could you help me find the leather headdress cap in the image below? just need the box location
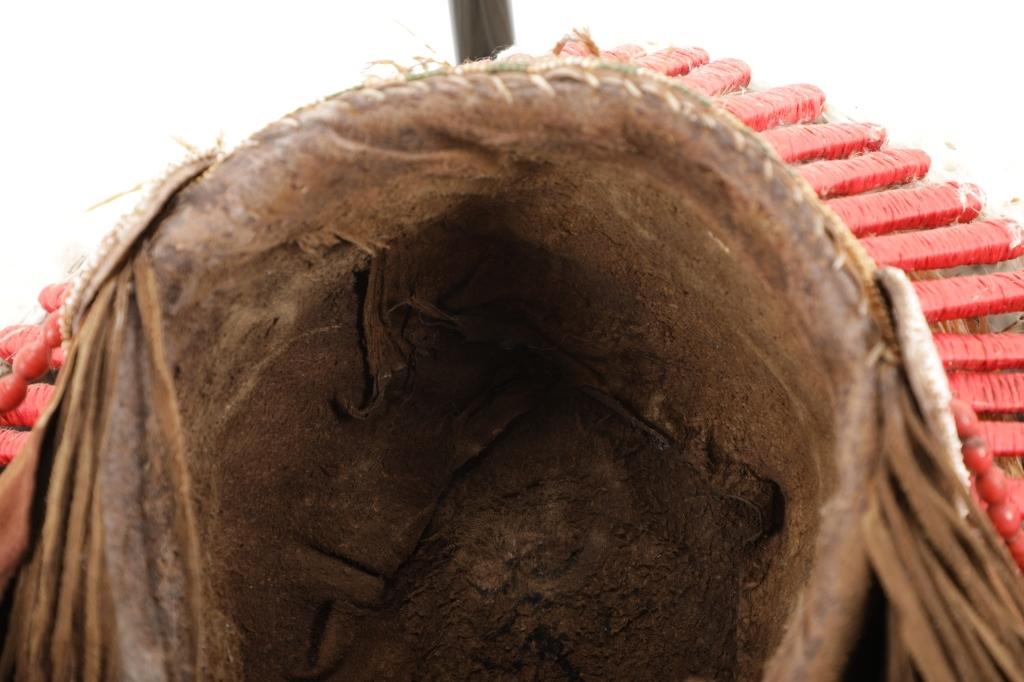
[2,58,1022,681]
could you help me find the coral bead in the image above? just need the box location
[949,399,980,438]
[962,437,992,474]
[0,374,27,412]
[44,313,62,348]
[37,282,68,313]
[13,340,50,381]
[989,503,1022,538]
[977,467,1008,505]
[1009,533,1024,561]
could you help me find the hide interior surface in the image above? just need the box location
[2,54,1024,682]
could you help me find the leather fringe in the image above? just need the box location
[865,365,1024,681]
[5,265,1024,681]
[0,255,211,681]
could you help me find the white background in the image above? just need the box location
[0,0,1022,323]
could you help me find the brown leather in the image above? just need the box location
[0,428,42,595]
[2,65,889,680]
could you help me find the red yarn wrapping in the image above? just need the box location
[935,334,1024,371]
[635,47,709,76]
[796,149,930,198]
[555,43,709,75]
[760,123,887,163]
[677,58,751,96]
[977,421,1024,457]
[0,383,53,427]
[0,428,29,466]
[948,372,1024,413]
[560,42,647,61]
[914,271,1024,322]
[37,282,68,313]
[827,182,984,237]
[601,44,645,61]
[717,84,826,132]
[860,219,1024,271]
[555,40,594,57]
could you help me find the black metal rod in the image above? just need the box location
[449,0,514,63]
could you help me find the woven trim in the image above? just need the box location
[61,149,221,338]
